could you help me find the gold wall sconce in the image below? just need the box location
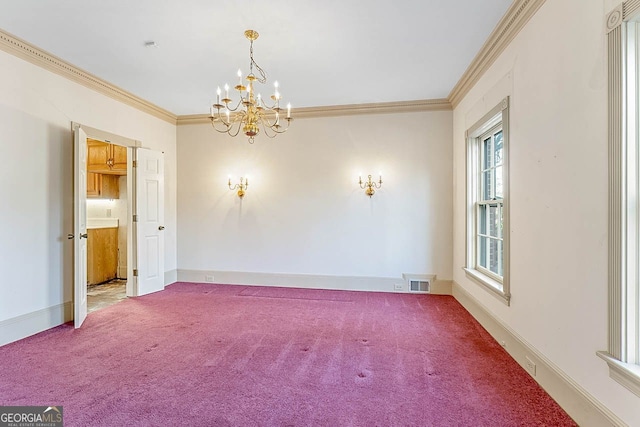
[359,173,383,197]
[228,176,248,198]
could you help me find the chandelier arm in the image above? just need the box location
[228,120,243,137]
[258,117,280,138]
[224,99,245,112]
[210,118,232,134]
[273,118,292,134]
[260,117,290,137]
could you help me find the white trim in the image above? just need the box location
[448,0,547,107]
[465,97,511,304]
[176,269,452,295]
[0,29,177,124]
[597,351,640,398]
[463,267,509,305]
[0,302,73,347]
[176,99,452,125]
[603,1,640,395]
[164,269,177,286]
[452,282,626,427]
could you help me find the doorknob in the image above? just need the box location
[80,233,88,239]
[67,234,74,240]
[158,226,165,231]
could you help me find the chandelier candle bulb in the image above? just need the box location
[238,69,242,85]
[287,103,291,118]
[224,84,229,100]
[216,87,221,104]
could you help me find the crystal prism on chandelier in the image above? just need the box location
[209,30,293,144]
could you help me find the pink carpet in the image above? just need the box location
[0,282,576,426]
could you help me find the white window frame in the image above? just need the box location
[464,97,510,305]
[598,2,640,398]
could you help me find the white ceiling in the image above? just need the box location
[0,0,513,116]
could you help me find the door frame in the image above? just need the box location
[73,123,141,299]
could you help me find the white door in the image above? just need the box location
[135,148,165,295]
[73,125,88,328]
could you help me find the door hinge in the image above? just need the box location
[133,269,138,277]
[133,160,138,168]
[132,214,138,222]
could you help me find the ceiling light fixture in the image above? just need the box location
[209,30,292,144]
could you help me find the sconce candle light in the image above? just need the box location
[228,176,248,198]
[359,173,383,197]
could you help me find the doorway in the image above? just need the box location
[73,123,166,327]
[85,138,129,312]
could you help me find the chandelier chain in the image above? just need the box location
[249,40,267,84]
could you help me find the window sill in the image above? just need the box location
[597,351,640,398]
[463,267,510,306]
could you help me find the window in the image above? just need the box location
[599,3,640,397]
[465,97,510,304]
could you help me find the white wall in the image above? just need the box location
[0,48,177,325]
[177,110,453,288]
[453,0,639,424]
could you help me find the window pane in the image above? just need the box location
[478,236,487,268]
[483,137,492,169]
[482,170,492,200]
[478,235,503,278]
[495,165,503,199]
[479,205,487,235]
[494,131,503,166]
[490,240,503,276]
[499,204,503,239]
[489,204,499,238]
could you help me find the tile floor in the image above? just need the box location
[87,279,127,313]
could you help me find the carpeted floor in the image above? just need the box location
[0,282,576,426]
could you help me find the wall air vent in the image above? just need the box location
[402,273,436,294]
[409,280,430,293]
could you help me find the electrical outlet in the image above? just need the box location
[106,209,112,217]
[394,284,403,291]
[204,275,215,283]
[525,356,536,376]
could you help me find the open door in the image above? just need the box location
[134,148,165,295]
[73,125,88,328]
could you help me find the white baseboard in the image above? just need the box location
[164,269,177,286]
[452,281,625,427]
[177,269,452,295]
[0,301,73,347]
[177,269,401,292]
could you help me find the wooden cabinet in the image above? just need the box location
[87,138,127,175]
[87,227,118,285]
[87,172,120,199]
[87,172,101,197]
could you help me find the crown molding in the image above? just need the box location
[448,0,547,108]
[176,98,452,125]
[0,0,546,124]
[0,29,177,125]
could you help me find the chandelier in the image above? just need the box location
[209,30,293,144]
